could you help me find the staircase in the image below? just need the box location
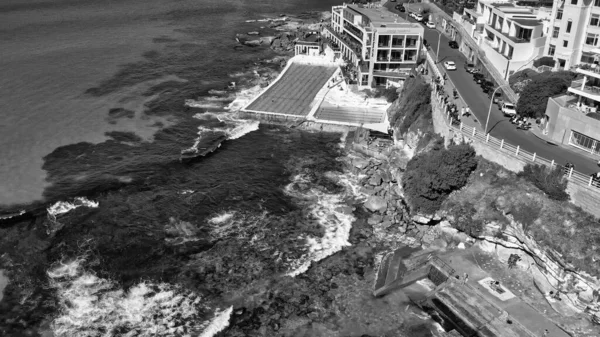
[373,248,455,297]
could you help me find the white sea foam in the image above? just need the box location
[48,258,229,337]
[184,99,224,109]
[208,211,236,225]
[283,172,358,277]
[198,306,233,337]
[191,112,260,141]
[47,197,99,217]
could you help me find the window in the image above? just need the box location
[592,14,600,26]
[586,33,599,46]
[571,0,577,4]
[582,54,595,63]
[566,20,572,33]
[556,10,563,20]
[553,26,560,38]
[548,44,556,56]
[595,0,600,6]
[564,40,569,47]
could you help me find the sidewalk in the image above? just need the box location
[423,54,482,131]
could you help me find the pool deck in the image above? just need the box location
[242,55,390,132]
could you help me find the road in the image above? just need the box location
[384,2,600,175]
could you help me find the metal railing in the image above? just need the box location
[432,91,600,189]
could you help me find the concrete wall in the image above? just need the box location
[567,182,600,217]
[546,97,600,145]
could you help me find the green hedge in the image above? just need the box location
[517,164,569,201]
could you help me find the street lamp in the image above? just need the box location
[434,30,442,64]
[485,85,509,134]
[406,0,415,21]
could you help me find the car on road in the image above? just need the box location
[414,13,424,21]
[501,102,517,116]
[448,41,459,49]
[395,4,405,11]
[390,0,396,2]
[426,21,435,28]
[444,61,457,70]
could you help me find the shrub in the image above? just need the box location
[516,71,579,118]
[533,56,556,68]
[375,87,400,103]
[450,202,484,236]
[403,143,478,213]
[388,75,432,134]
[517,164,569,201]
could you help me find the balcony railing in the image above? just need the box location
[571,79,584,88]
[569,79,600,96]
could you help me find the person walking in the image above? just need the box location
[542,328,549,337]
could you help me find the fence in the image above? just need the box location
[431,89,600,189]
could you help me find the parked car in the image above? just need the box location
[395,4,405,11]
[414,13,424,21]
[448,41,459,49]
[426,21,435,29]
[490,91,502,104]
[444,61,457,70]
[501,102,517,116]
[464,62,475,72]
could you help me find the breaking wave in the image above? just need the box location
[48,257,230,337]
[283,171,358,277]
[47,197,99,217]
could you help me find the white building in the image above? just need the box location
[474,1,548,79]
[545,0,600,69]
[323,3,424,88]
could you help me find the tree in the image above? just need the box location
[516,71,579,118]
[402,143,478,213]
[388,75,432,134]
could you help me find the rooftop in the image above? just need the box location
[347,4,420,29]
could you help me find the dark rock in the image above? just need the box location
[368,174,382,186]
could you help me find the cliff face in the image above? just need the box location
[353,138,600,334]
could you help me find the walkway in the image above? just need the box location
[245,63,337,116]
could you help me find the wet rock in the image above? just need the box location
[367,214,382,226]
[368,174,382,186]
[364,196,387,213]
[244,40,262,47]
[353,158,370,169]
[248,31,260,35]
[412,215,432,225]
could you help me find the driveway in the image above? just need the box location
[385,2,600,175]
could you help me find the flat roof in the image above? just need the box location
[347,4,413,26]
[511,18,542,26]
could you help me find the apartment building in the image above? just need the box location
[545,66,600,153]
[475,1,548,79]
[323,3,424,88]
[545,0,600,69]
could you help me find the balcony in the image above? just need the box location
[485,25,531,45]
[574,64,600,80]
[324,26,362,55]
[568,79,600,100]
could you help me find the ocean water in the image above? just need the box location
[0,0,441,336]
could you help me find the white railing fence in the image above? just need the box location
[430,87,600,189]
